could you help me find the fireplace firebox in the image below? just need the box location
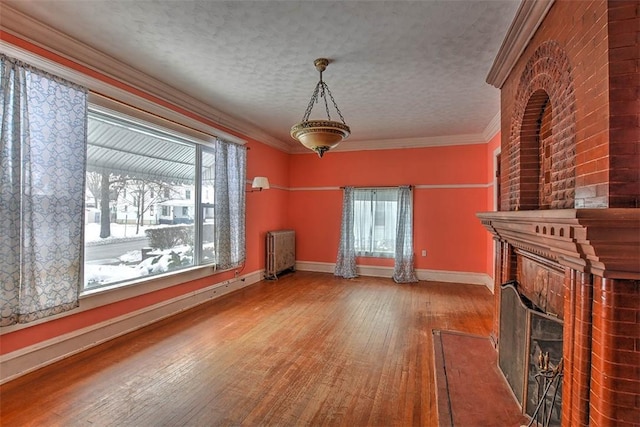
[499,282,563,426]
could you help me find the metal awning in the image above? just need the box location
[87,110,197,184]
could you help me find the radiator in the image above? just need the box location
[265,230,295,279]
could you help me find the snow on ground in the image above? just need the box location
[85,250,185,288]
[84,242,194,288]
[85,222,151,242]
[84,223,206,289]
[85,264,142,286]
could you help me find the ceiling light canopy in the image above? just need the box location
[290,58,350,158]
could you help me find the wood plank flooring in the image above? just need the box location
[0,272,494,426]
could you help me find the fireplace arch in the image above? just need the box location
[505,40,577,211]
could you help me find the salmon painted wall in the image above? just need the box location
[245,140,290,272]
[0,34,289,355]
[288,144,493,274]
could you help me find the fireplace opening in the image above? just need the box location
[499,282,563,426]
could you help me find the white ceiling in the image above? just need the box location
[4,0,521,152]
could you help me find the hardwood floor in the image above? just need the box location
[0,272,494,426]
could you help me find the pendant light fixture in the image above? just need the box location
[290,58,350,158]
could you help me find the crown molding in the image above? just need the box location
[290,133,487,154]
[0,5,291,152]
[486,0,555,89]
[482,111,501,142]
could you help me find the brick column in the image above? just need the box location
[572,272,593,426]
[563,269,594,426]
[590,277,640,426]
[562,269,577,426]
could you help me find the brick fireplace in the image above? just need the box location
[478,1,639,426]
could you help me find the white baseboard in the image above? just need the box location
[417,269,494,290]
[295,261,335,274]
[296,260,494,290]
[0,270,263,385]
[295,261,395,278]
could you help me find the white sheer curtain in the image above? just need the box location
[393,186,418,283]
[354,188,397,257]
[335,187,357,278]
[213,139,247,270]
[0,55,87,325]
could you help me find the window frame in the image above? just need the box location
[82,102,224,292]
[352,188,398,259]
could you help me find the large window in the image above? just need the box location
[353,188,398,257]
[84,108,220,290]
[2,53,246,326]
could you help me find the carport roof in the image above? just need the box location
[87,111,198,184]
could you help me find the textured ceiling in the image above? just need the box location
[5,0,521,151]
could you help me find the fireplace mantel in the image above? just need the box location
[477,209,640,279]
[479,208,640,425]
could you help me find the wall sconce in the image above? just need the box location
[248,176,270,192]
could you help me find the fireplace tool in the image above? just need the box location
[527,354,563,427]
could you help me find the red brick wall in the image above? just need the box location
[607,1,640,208]
[501,0,616,210]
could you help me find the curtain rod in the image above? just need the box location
[339,185,413,190]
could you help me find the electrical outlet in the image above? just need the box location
[421,249,427,257]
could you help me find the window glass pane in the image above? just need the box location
[84,110,196,290]
[353,188,397,257]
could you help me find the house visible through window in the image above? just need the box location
[353,188,398,257]
[84,108,217,290]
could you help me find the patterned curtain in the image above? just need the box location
[393,186,418,283]
[335,187,358,278]
[214,139,247,270]
[0,55,87,326]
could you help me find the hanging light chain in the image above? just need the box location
[324,83,347,124]
[302,81,322,122]
[301,70,347,125]
[320,81,331,121]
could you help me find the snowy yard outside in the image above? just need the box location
[85,222,152,243]
[84,222,209,289]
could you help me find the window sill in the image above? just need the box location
[80,264,221,308]
[356,253,395,259]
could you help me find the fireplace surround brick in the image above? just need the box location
[482,1,638,425]
[479,210,640,426]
